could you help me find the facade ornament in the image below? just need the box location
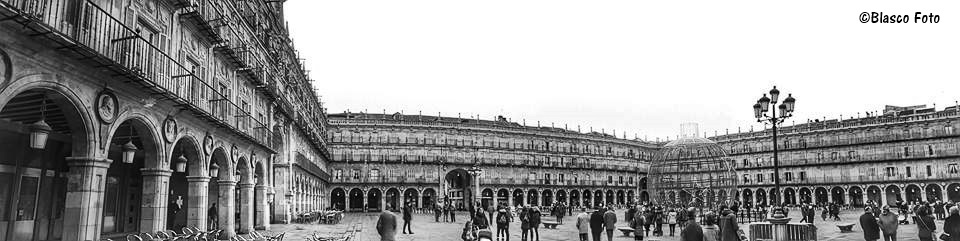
[162,115,177,143]
[95,89,119,124]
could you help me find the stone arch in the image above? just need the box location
[513,189,525,206]
[848,186,864,206]
[814,187,828,204]
[569,190,581,206]
[904,184,922,203]
[527,189,539,206]
[106,113,164,169]
[496,189,509,206]
[386,188,401,211]
[867,185,882,204]
[947,183,960,202]
[403,188,420,208]
[830,186,845,205]
[799,187,812,204]
[885,185,902,205]
[639,191,649,203]
[348,188,365,211]
[331,188,346,210]
[742,189,753,206]
[925,184,943,202]
[368,188,383,212]
[421,188,436,209]
[0,84,96,239]
[0,74,96,157]
[556,190,567,204]
[541,189,553,206]
[167,134,205,230]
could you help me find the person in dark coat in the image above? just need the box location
[680,208,703,241]
[529,207,542,241]
[915,208,936,241]
[859,207,881,241]
[718,208,740,241]
[402,203,414,234]
[945,206,960,241]
[475,207,490,230]
[496,206,512,241]
[590,209,605,241]
[520,207,531,241]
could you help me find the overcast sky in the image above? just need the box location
[285,1,959,140]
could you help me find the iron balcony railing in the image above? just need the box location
[0,0,273,149]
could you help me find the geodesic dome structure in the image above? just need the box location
[649,135,738,208]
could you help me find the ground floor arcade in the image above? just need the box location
[737,182,960,207]
[328,186,644,212]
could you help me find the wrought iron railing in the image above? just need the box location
[0,0,273,148]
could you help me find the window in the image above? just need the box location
[559,174,565,182]
[335,169,343,179]
[543,173,551,185]
[927,165,933,177]
[353,169,361,180]
[904,147,911,157]
[743,159,749,167]
[785,172,793,182]
[906,166,912,177]
[928,145,934,156]
[629,177,634,184]
[742,174,750,183]
[799,171,806,181]
[949,164,959,174]
[573,174,579,183]
[816,153,824,162]
[608,176,613,183]
[830,152,838,160]
[619,176,624,184]
[885,167,897,177]
[370,169,380,181]
[756,173,764,183]
[947,125,954,134]
[529,172,536,180]
[756,158,763,167]
[848,151,857,159]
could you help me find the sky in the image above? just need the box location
[285,0,960,140]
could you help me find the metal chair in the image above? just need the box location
[125,234,143,241]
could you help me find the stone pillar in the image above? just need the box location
[62,157,111,241]
[860,187,867,206]
[898,185,906,203]
[238,182,255,234]
[941,183,949,202]
[271,163,291,223]
[255,185,269,230]
[346,191,352,212]
[217,179,238,239]
[881,189,888,206]
[919,185,927,203]
[508,192,513,207]
[186,176,210,230]
[827,189,833,204]
[140,168,172,233]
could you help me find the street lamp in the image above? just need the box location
[467,163,483,211]
[753,86,796,218]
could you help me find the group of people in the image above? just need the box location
[858,200,960,241]
[434,202,460,223]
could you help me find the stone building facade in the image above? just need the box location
[713,105,960,207]
[0,0,329,240]
[325,112,656,212]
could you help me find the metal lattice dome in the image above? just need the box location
[649,126,738,208]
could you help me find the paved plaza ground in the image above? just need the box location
[264,208,948,241]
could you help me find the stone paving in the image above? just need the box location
[264,208,946,241]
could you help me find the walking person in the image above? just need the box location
[915,208,936,241]
[680,209,703,241]
[436,203,442,222]
[207,203,218,230]
[452,204,458,223]
[520,207,531,241]
[878,206,899,241]
[719,206,740,241]
[667,208,678,236]
[629,207,645,241]
[576,209,591,241]
[590,208,605,241]
[376,209,398,241]
[603,206,617,241]
[860,207,881,241]
[496,206,512,241]
[444,204,451,222]
[402,202,414,234]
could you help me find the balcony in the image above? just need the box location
[179,0,226,43]
[0,0,274,150]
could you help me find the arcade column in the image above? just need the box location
[185,176,210,229]
[62,157,111,241]
[140,168,173,233]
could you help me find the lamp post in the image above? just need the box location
[467,163,483,211]
[753,86,796,218]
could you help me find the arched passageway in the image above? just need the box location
[331,188,346,210]
[0,89,90,240]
